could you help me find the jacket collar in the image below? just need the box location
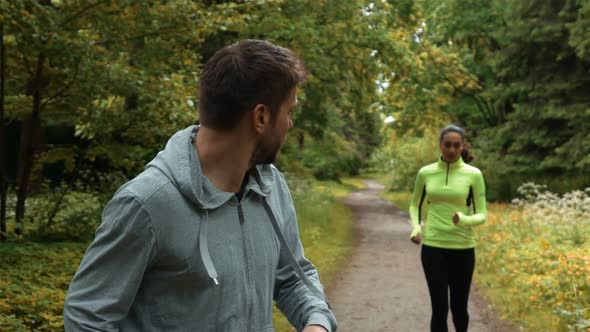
[145,125,274,210]
[438,156,464,169]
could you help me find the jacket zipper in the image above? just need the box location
[445,162,450,186]
[237,201,254,332]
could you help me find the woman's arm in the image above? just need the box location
[409,170,426,238]
[457,171,487,226]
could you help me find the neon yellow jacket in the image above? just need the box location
[409,157,487,249]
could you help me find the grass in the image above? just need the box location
[474,203,590,331]
[0,242,86,331]
[380,191,411,211]
[313,177,368,198]
[272,177,364,331]
[371,171,412,211]
[0,177,364,332]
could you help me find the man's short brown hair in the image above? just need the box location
[198,39,307,130]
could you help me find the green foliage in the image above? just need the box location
[23,188,101,241]
[488,0,590,174]
[332,177,369,196]
[411,0,590,200]
[372,118,447,192]
[2,0,400,233]
[3,171,127,241]
[476,184,590,331]
[240,0,392,162]
[300,132,362,180]
[380,191,412,211]
[277,129,364,180]
[0,242,86,332]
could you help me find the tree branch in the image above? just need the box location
[92,25,190,46]
[41,62,80,106]
[58,0,111,28]
[420,42,496,125]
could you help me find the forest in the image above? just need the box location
[1,1,589,331]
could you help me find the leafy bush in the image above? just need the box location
[0,242,86,332]
[4,172,127,241]
[8,188,101,242]
[475,129,590,202]
[512,183,590,245]
[279,131,362,180]
[372,126,440,192]
[476,184,590,331]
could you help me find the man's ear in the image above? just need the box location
[252,103,271,135]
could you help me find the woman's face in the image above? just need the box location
[440,131,464,163]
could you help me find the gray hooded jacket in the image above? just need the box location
[63,126,336,331]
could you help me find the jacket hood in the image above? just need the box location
[145,125,274,210]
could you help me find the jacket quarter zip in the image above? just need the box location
[237,201,254,331]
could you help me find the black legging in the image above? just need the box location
[421,244,475,332]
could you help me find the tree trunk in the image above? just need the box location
[298,131,305,150]
[0,22,6,240]
[125,37,144,112]
[15,53,45,235]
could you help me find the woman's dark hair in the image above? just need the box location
[440,124,474,163]
[461,143,474,163]
[198,39,307,131]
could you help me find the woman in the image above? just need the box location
[409,124,487,332]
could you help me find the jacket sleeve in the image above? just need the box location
[457,170,488,226]
[273,196,337,332]
[409,169,426,228]
[63,191,157,331]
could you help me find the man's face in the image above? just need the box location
[254,87,298,165]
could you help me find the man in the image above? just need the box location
[64,39,337,332]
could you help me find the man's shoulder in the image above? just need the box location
[259,164,293,202]
[255,164,288,187]
[270,164,294,193]
[269,164,287,181]
[114,168,177,206]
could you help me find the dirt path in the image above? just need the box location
[326,180,516,332]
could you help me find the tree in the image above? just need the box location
[238,0,402,177]
[382,0,590,199]
[3,0,253,234]
[483,0,590,191]
[0,18,6,240]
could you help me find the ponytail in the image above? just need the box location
[461,142,474,163]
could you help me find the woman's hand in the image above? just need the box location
[453,212,460,225]
[410,225,422,244]
[410,235,422,245]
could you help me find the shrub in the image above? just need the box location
[4,171,127,241]
[0,242,86,332]
[476,184,590,331]
[299,132,362,180]
[372,126,440,192]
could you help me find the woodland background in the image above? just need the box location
[1,1,589,331]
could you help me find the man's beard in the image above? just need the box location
[253,144,280,165]
[253,136,281,165]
